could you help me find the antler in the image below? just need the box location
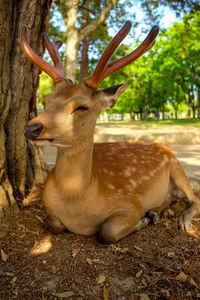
[21,26,66,84]
[85,22,159,89]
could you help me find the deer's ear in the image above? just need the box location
[99,83,130,110]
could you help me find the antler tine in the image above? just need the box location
[21,25,65,84]
[101,25,159,81]
[85,24,159,89]
[85,21,132,89]
[41,33,65,78]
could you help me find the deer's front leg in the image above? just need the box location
[98,210,148,244]
[45,214,66,234]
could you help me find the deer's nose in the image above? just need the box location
[24,123,43,139]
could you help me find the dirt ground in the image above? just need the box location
[1,195,200,300]
[1,124,200,300]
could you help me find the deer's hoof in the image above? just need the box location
[179,214,192,232]
[147,210,160,224]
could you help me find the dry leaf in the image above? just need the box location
[140,263,147,270]
[140,293,150,300]
[163,210,168,217]
[110,245,128,253]
[189,277,197,287]
[184,259,190,265]
[51,265,58,274]
[145,275,151,283]
[168,209,175,216]
[168,252,175,258]
[72,249,79,258]
[136,270,143,278]
[175,271,187,282]
[141,278,147,286]
[103,286,109,300]
[93,259,105,264]
[97,275,106,284]
[79,291,85,297]
[186,291,193,297]
[51,291,75,298]
[5,272,14,276]
[36,215,44,224]
[42,260,47,264]
[11,277,17,284]
[161,289,170,297]
[86,258,93,265]
[1,249,8,262]
[134,246,144,252]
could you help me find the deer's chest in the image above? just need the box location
[44,187,106,235]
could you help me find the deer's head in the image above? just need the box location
[21,22,159,148]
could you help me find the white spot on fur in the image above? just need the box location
[129,179,137,188]
[124,167,136,176]
[163,154,168,162]
[108,184,115,190]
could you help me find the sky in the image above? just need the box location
[52,2,179,38]
[109,3,179,43]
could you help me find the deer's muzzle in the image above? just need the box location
[24,123,43,140]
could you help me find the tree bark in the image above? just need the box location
[79,36,89,82]
[0,0,50,218]
[65,0,79,82]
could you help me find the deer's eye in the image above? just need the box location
[73,106,88,112]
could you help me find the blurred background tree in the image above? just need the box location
[38,0,200,120]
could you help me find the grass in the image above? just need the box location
[97,118,200,128]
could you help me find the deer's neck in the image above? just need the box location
[54,139,94,193]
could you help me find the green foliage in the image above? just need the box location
[38,72,53,108]
[99,11,200,119]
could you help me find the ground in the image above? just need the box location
[1,195,200,299]
[1,122,200,300]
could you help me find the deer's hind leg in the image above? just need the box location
[98,203,148,244]
[45,214,66,234]
[170,160,200,232]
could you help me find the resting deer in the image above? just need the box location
[21,21,200,244]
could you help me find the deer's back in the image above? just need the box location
[93,143,176,207]
[93,142,175,178]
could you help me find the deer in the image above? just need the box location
[21,21,200,244]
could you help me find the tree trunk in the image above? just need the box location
[192,105,196,119]
[197,85,200,119]
[130,111,135,120]
[63,0,115,82]
[65,0,79,82]
[144,109,148,121]
[79,36,89,83]
[174,109,178,119]
[0,0,50,218]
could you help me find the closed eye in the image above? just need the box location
[73,106,88,112]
